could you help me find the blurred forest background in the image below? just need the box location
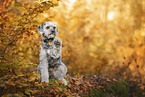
[0,0,145,96]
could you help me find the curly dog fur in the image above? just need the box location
[37,21,67,85]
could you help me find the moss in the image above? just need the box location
[49,78,69,84]
[88,89,104,97]
[105,79,129,97]
[88,79,129,97]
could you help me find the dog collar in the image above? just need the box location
[42,41,52,49]
[49,42,52,45]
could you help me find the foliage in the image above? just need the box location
[0,0,59,74]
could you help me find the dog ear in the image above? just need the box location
[37,23,45,35]
[55,26,59,35]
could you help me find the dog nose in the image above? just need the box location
[51,30,55,33]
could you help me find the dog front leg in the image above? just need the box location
[39,47,49,83]
[39,59,49,83]
[40,68,49,83]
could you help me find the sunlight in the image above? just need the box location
[68,0,76,10]
[141,31,145,36]
[107,11,115,21]
[43,13,48,17]
[69,0,76,4]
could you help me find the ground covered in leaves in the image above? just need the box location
[0,74,144,97]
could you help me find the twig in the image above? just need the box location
[0,13,39,56]
[0,1,53,56]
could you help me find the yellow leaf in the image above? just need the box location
[32,90,39,94]
[15,71,24,76]
[0,18,4,22]
[57,87,62,91]
[30,76,36,81]
[136,50,141,56]
[25,89,33,96]
[24,3,29,7]
[34,34,39,38]
[34,2,39,7]
[33,73,40,77]
[15,2,23,8]
[52,0,59,6]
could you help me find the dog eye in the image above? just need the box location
[44,39,48,43]
[46,26,50,29]
[53,27,56,29]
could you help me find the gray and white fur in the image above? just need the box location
[37,21,67,85]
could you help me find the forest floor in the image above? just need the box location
[0,74,144,97]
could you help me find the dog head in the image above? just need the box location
[37,21,58,41]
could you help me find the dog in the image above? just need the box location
[37,21,67,85]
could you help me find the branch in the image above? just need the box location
[0,13,39,56]
[0,1,54,57]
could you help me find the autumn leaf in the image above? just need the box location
[15,71,24,76]
[25,89,33,96]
